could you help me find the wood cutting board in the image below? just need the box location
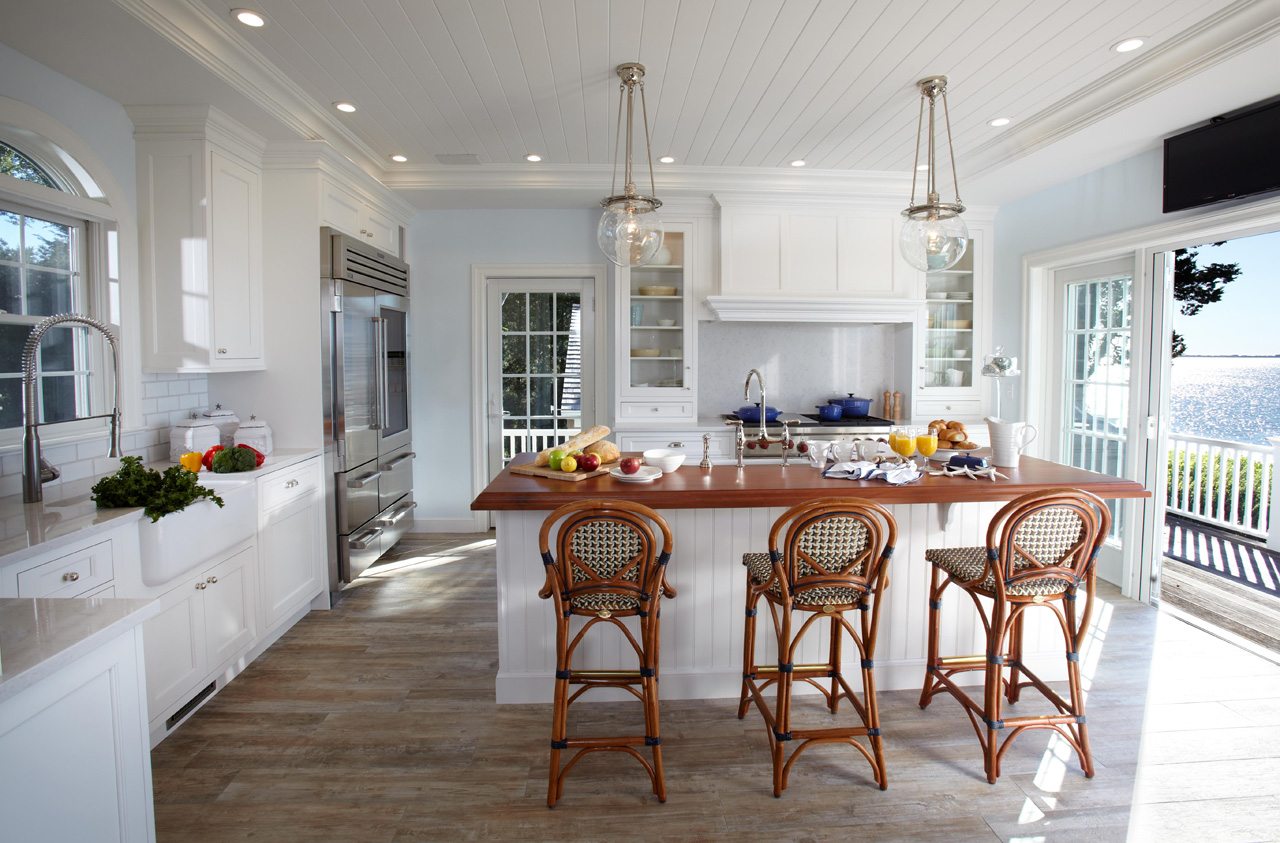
[509,462,616,482]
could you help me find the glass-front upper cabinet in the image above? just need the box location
[616,221,695,417]
[922,237,977,392]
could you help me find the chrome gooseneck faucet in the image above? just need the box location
[744,368,768,440]
[22,313,123,503]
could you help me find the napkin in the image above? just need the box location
[823,460,921,485]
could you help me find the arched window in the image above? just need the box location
[0,140,60,191]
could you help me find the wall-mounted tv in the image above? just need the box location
[1163,98,1280,213]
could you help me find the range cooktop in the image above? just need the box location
[722,412,894,429]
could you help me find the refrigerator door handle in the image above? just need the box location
[371,316,385,431]
[348,470,382,488]
[378,316,391,431]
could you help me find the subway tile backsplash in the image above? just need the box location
[0,372,209,498]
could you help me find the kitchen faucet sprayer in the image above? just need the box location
[21,313,123,503]
[744,368,768,440]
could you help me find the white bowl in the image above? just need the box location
[657,318,676,327]
[642,448,686,473]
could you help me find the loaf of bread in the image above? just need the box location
[584,440,621,464]
[534,425,611,466]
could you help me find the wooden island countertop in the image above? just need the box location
[472,454,1150,511]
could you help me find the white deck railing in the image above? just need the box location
[1166,432,1276,542]
[502,426,580,463]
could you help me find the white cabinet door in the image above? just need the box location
[259,493,323,631]
[364,206,398,254]
[209,150,263,363]
[321,180,363,237]
[838,216,913,298]
[142,581,206,717]
[203,545,257,670]
[721,212,782,293]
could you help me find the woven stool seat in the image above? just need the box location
[743,552,866,606]
[925,546,1071,597]
[568,592,641,612]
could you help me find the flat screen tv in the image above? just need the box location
[1163,98,1280,213]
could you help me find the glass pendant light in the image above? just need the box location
[598,63,663,267]
[900,76,968,272]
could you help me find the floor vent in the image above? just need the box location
[166,681,216,731]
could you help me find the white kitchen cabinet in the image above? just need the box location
[322,179,401,255]
[0,626,155,843]
[0,522,136,599]
[257,457,324,632]
[143,543,257,735]
[615,221,698,424]
[915,223,993,417]
[133,106,266,373]
[617,429,733,462]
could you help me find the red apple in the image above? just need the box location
[619,457,642,475]
[578,453,601,472]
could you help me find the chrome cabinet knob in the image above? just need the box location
[206,576,218,584]
[196,582,207,590]
[668,442,684,448]
[217,347,228,355]
[62,571,80,582]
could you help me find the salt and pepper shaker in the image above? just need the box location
[700,432,713,469]
[891,391,903,421]
[883,389,892,419]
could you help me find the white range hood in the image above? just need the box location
[705,295,921,323]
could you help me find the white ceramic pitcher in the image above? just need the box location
[985,417,1037,468]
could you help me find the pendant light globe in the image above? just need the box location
[900,75,969,272]
[598,63,664,267]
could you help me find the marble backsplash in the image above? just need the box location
[697,322,897,418]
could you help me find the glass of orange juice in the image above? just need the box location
[889,426,917,462]
[916,426,939,466]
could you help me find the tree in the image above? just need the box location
[1171,242,1241,358]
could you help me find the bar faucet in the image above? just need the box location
[744,368,768,441]
[22,313,123,503]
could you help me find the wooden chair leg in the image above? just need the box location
[861,641,888,790]
[738,589,758,720]
[1065,589,1095,778]
[828,613,843,714]
[547,628,570,808]
[919,565,942,709]
[983,609,1008,784]
[1006,610,1025,704]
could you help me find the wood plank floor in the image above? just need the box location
[151,534,1280,842]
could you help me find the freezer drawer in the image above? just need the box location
[337,497,417,582]
[376,496,417,554]
[378,448,414,511]
[337,461,381,534]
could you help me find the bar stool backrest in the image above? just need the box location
[539,499,673,615]
[986,488,1111,596]
[770,499,897,600]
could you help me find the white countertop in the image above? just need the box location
[0,596,159,702]
[0,447,322,569]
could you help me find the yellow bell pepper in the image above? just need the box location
[179,451,203,473]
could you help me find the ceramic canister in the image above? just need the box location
[169,414,221,462]
[202,403,241,448]
[233,414,274,456]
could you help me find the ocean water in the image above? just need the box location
[1170,357,1280,445]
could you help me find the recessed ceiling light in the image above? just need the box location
[790,159,807,167]
[231,8,265,27]
[390,154,408,163]
[1113,37,1145,53]
[524,153,542,162]
[988,117,1011,128]
[658,156,675,164]
[333,102,357,113]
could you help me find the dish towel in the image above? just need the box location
[823,460,921,485]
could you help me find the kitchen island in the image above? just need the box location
[472,455,1148,703]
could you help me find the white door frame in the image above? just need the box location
[1023,195,1280,602]
[469,263,609,531]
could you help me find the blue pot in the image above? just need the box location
[836,395,872,417]
[815,403,843,421]
[736,404,780,423]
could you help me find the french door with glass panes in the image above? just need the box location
[486,280,595,477]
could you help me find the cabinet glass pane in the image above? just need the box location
[922,238,975,389]
[628,231,685,390]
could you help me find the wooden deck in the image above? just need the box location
[1164,514,1280,597]
[148,533,1280,842]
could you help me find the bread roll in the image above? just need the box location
[584,440,621,464]
[534,425,611,466]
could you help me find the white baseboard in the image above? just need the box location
[410,516,487,534]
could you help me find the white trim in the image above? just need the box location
[706,295,921,323]
[469,264,609,531]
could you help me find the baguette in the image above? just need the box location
[584,440,621,464]
[534,425,611,466]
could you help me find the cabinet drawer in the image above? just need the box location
[915,398,983,418]
[260,458,323,513]
[618,401,695,421]
[618,432,730,458]
[17,540,114,598]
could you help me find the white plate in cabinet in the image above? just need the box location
[16,539,113,598]
[618,401,695,422]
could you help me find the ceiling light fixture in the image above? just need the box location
[988,117,1011,128]
[597,63,663,267]
[390,154,408,163]
[232,8,265,27]
[524,153,542,162]
[789,159,807,167]
[658,156,675,164]
[333,102,357,113]
[900,75,968,272]
[1113,37,1145,53]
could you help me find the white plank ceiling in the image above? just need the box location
[203,0,1237,172]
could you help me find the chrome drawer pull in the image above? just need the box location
[382,451,416,470]
[207,576,218,584]
[196,582,207,590]
[349,527,384,550]
[285,479,299,489]
[348,470,382,488]
[62,571,80,583]
[379,500,418,525]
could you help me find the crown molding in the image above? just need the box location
[705,295,921,324]
[965,0,1280,179]
[112,0,386,178]
[126,104,267,162]
[260,140,415,220]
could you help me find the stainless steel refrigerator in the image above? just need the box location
[321,228,415,589]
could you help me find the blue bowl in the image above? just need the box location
[736,404,780,424]
[815,404,843,421]
[835,395,872,417]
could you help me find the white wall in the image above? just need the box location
[407,208,600,529]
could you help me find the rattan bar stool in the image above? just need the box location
[918,488,1111,784]
[537,499,676,808]
[737,498,897,796]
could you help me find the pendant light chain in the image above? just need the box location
[623,74,635,193]
[640,80,657,202]
[926,84,937,202]
[942,89,963,205]
[611,77,625,198]
[909,94,925,207]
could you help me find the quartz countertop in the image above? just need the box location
[0,596,159,702]
[0,447,322,569]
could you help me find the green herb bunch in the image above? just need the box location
[91,456,225,523]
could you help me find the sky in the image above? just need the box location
[1171,229,1280,356]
